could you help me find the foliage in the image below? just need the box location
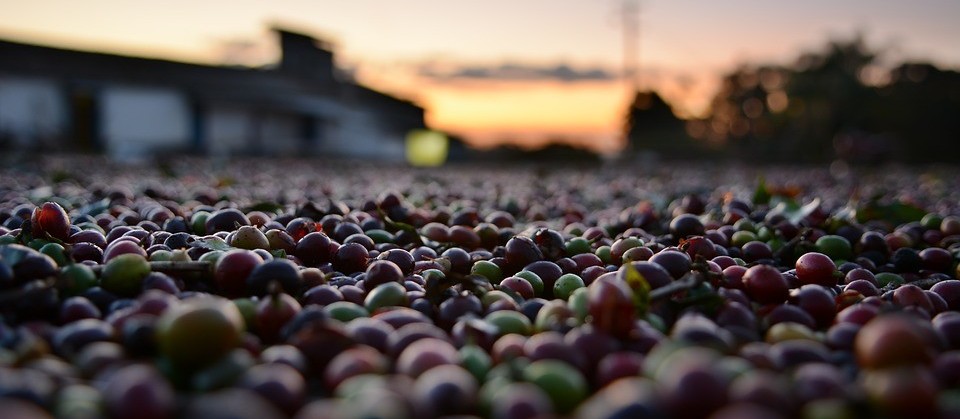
[629,34,960,163]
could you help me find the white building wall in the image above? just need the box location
[259,113,301,156]
[0,75,67,147]
[324,106,405,161]
[101,86,190,158]
[206,106,254,157]
[205,107,306,156]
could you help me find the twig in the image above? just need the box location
[649,271,703,300]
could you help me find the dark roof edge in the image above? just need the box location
[0,32,423,111]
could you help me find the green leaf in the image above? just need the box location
[190,237,234,252]
[752,176,771,206]
[246,202,285,214]
[855,200,926,225]
[422,269,453,305]
[269,249,287,259]
[769,197,821,225]
[623,263,651,315]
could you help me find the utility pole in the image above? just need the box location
[622,0,640,92]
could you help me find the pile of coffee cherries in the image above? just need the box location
[0,157,959,418]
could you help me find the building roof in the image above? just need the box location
[0,28,424,118]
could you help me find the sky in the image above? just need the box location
[2,0,959,153]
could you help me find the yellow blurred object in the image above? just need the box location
[406,130,448,167]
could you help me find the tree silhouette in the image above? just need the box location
[870,63,960,162]
[688,35,960,163]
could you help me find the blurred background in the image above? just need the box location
[0,0,958,164]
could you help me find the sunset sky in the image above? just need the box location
[3,0,959,152]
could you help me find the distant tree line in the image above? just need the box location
[625,36,960,164]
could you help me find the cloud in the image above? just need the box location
[418,62,619,83]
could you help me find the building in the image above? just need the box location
[0,28,426,161]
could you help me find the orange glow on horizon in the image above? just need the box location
[357,66,715,153]
[424,81,628,130]
[354,68,637,153]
